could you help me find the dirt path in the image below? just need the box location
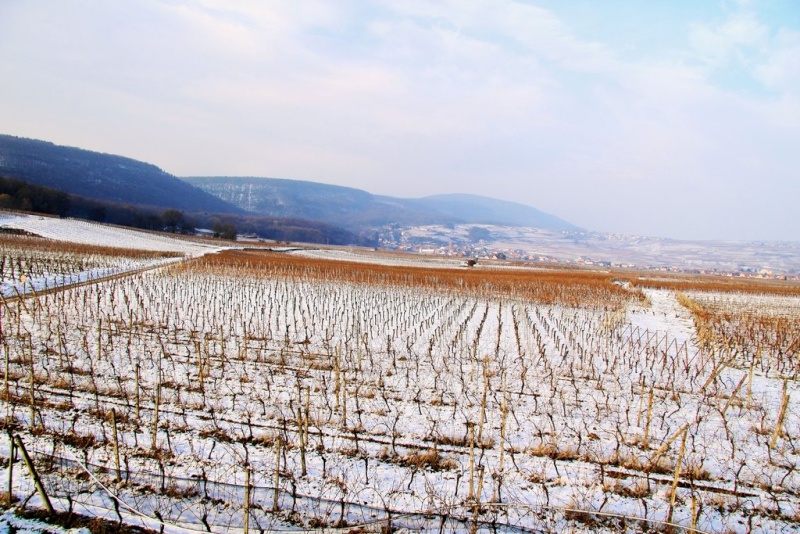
[627,287,699,352]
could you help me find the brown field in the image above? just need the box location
[677,292,800,374]
[175,249,642,309]
[625,271,800,296]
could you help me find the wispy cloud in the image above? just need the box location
[0,0,798,240]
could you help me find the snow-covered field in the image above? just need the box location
[1,223,799,533]
[0,213,215,255]
[0,509,90,534]
[293,247,558,273]
[293,247,472,269]
[0,213,222,297]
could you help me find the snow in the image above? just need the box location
[0,222,798,532]
[0,213,216,255]
[292,248,472,269]
[627,288,699,352]
[0,213,226,297]
[0,510,90,534]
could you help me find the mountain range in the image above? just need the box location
[0,134,578,241]
[183,176,578,232]
[1,134,797,274]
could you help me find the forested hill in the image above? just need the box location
[0,135,372,246]
[185,176,579,232]
[0,135,241,214]
[0,133,577,245]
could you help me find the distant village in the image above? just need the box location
[377,229,799,281]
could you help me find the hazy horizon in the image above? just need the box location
[1,1,798,241]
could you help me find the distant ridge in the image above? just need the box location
[184,176,579,232]
[0,133,579,243]
[0,135,374,246]
[404,193,578,231]
[0,134,241,214]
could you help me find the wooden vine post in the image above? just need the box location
[720,374,747,417]
[340,367,347,431]
[770,380,790,449]
[642,387,654,449]
[14,435,53,513]
[471,465,485,534]
[28,335,36,429]
[334,344,341,412]
[273,436,282,512]
[494,375,508,503]
[636,378,646,427]
[6,429,14,505]
[477,357,489,447]
[110,408,121,482]
[134,362,141,421]
[648,423,690,468]
[667,430,687,524]
[243,466,251,534]
[4,340,9,411]
[151,374,161,451]
[467,422,476,501]
[746,355,756,409]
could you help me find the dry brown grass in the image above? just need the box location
[626,272,800,296]
[526,441,580,461]
[678,293,800,370]
[59,431,99,449]
[607,451,647,472]
[399,448,458,471]
[606,479,650,498]
[683,460,711,481]
[161,482,200,500]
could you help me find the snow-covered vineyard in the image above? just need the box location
[0,220,799,533]
[0,213,215,255]
[0,213,218,297]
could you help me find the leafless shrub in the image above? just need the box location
[399,448,458,471]
[526,442,580,461]
[606,478,650,498]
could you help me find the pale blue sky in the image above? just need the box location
[1,0,798,241]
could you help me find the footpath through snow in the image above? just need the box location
[627,287,699,353]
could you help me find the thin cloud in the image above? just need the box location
[0,0,797,240]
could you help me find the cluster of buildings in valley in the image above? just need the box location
[377,230,800,281]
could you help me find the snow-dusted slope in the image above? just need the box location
[0,213,215,255]
[0,213,225,297]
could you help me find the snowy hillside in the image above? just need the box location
[0,213,222,297]
[0,213,215,255]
